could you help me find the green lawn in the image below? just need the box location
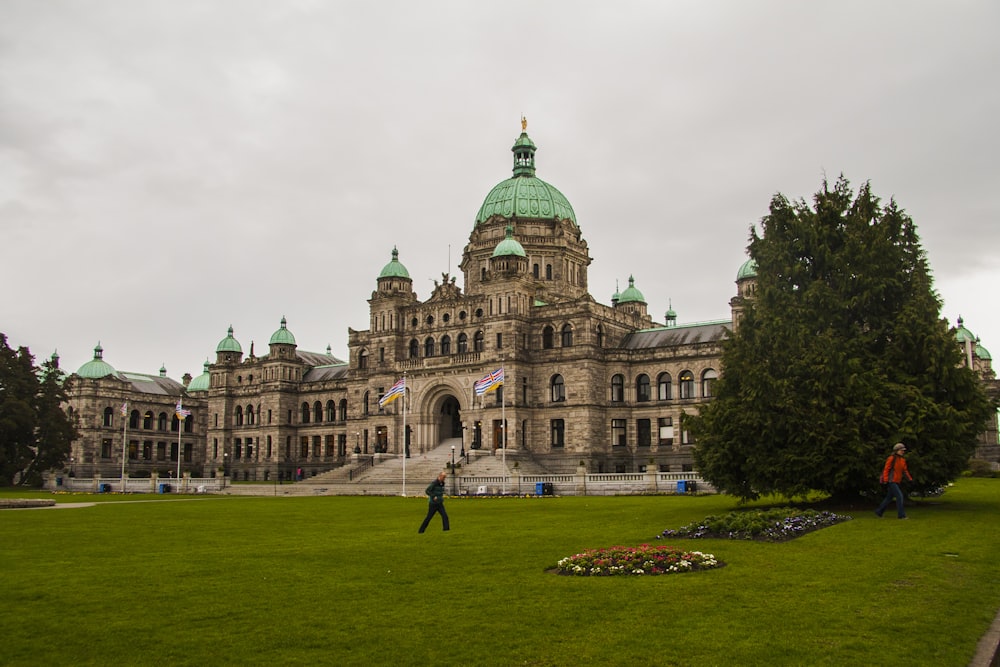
[2,480,998,666]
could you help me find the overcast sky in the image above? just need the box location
[2,0,998,381]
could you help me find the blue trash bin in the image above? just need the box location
[677,480,688,494]
[98,483,111,493]
[535,482,545,495]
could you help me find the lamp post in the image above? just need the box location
[223,452,229,489]
[69,456,75,478]
[451,445,457,495]
[354,431,361,454]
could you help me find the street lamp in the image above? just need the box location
[451,445,457,495]
[354,431,361,454]
[223,452,229,488]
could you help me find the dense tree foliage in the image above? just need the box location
[0,334,77,486]
[690,177,995,501]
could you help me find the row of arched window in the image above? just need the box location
[103,407,193,433]
[409,331,485,358]
[547,370,718,403]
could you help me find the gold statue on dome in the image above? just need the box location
[521,115,527,131]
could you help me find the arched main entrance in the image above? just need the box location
[439,396,463,440]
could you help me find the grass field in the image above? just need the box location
[2,479,999,666]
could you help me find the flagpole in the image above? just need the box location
[121,403,128,492]
[401,375,407,497]
[501,366,506,495]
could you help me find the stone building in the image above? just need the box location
[62,123,998,481]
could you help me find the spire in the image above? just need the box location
[511,118,537,178]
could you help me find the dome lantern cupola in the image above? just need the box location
[269,317,297,346]
[215,326,243,364]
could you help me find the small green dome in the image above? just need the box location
[954,316,976,344]
[187,360,211,392]
[976,342,992,361]
[216,326,242,354]
[492,225,526,258]
[617,275,645,304]
[379,246,410,279]
[737,258,758,280]
[77,343,116,379]
[475,125,576,225]
[269,317,296,346]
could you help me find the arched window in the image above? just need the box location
[326,400,336,422]
[158,412,168,430]
[130,410,140,429]
[679,370,696,399]
[358,349,369,369]
[596,324,604,348]
[363,391,371,416]
[301,402,311,424]
[542,326,554,349]
[409,339,419,358]
[246,404,255,425]
[313,401,323,423]
[611,374,624,402]
[551,374,566,402]
[440,335,451,355]
[474,331,484,352]
[103,407,114,427]
[424,337,435,357]
[636,374,651,402]
[143,411,153,430]
[457,333,468,353]
[701,369,719,398]
[183,415,193,433]
[338,399,348,421]
[546,264,553,279]
[657,373,672,400]
[561,324,573,347]
[235,406,243,426]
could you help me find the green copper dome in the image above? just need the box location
[216,326,242,354]
[269,317,296,346]
[976,342,992,361]
[617,275,646,304]
[77,343,116,379]
[492,225,527,258]
[378,246,410,279]
[475,122,576,226]
[187,360,211,392]
[954,316,976,344]
[737,258,758,280]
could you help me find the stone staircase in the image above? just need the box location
[298,438,552,496]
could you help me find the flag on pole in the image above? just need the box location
[120,401,128,417]
[474,368,504,396]
[175,399,191,420]
[378,377,405,407]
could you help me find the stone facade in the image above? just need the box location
[62,125,999,481]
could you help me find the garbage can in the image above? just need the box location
[542,482,554,496]
[98,483,111,493]
[158,483,171,493]
[677,480,688,494]
[56,477,63,486]
[535,482,545,496]
[687,481,697,492]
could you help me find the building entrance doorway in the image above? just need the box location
[439,396,462,441]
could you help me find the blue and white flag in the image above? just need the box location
[379,377,405,407]
[474,368,504,396]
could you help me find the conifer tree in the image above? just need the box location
[690,177,994,501]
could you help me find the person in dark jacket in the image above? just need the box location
[418,471,450,533]
[875,443,914,519]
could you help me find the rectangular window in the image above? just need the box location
[496,333,503,350]
[142,441,152,461]
[658,417,674,446]
[551,419,565,448]
[101,439,112,459]
[313,435,322,457]
[213,438,219,459]
[637,419,651,447]
[157,442,166,461]
[612,419,626,447]
[235,440,242,460]
[300,437,309,458]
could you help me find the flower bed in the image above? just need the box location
[656,508,851,542]
[554,544,721,576]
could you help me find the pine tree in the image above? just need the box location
[690,177,995,501]
[0,334,78,486]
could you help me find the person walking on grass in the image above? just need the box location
[876,442,913,519]
[418,471,450,533]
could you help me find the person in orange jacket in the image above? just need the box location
[875,442,914,519]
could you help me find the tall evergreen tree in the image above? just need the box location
[690,177,995,501]
[0,334,78,486]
